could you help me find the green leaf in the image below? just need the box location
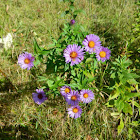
[47,80,54,88]
[64,63,69,71]
[73,9,86,15]
[33,59,40,67]
[110,73,116,79]
[123,58,132,68]
[48,43,55,47]
[83,70,93,78]
[127,79,139,84]
[117,101,124,112]
[128,128,133,139]
[55,65,57,72]
[68,83,81,89]
[36,121,39,129]
[118,118,124,135]
[71,69,76,76]
[109,90,120,100]
[129,73,140,78]
[56,48,63,52]
[85,58,93,63]
[33,38,41,54]
[126,92,140,98]
[71,36,75,40]
[81,79,88,87]
[40,49,52,55]
[122,71,140,80]
[88,78,95,82]
[38,76,48,81]
[70,5,75,11]
[123,102,133,115]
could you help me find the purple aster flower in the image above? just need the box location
[96,46,111,62]
[60,85,72,98]
[67,105,82,119]
[32,89,48,105]
[18,52,35,70]
[82,34,102,54]
[63,44,84,66]
[66,90,80,106]
[70,19,75,25]
[80,89,94,103]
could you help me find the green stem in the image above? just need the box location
[99,62,108,89]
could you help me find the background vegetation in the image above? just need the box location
[0,0,139,139]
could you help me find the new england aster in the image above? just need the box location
[66,90,80,106]
[70,19,75,25]
[68,105,82,119]
[18,52,34,70]
[63,44,84,66]
[82,34,101,53]
[60,85,72,98]
[80,89,94,103]
[32,89,48,105]
[96,46,111,62]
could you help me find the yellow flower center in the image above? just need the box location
[73,107,78,113]
[70,52,77,59]
[65,88,70,93]
[71,95,77,101]
[24,58,30,64]
[38,94,43,99]
[88,41,95,48]
[83,93,88,98]
[99,51,106,58]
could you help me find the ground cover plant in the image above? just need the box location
[0,0,140,139]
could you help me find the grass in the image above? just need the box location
[0,0,139,139]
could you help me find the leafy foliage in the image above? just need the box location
[106,56,140,135]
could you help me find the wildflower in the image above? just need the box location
[80,89,94,103]
[64,44,84,66]
[68,105,82,119]
[82,34,101,53]
[0,33,13,51]
[32,89,47,105]
[60,85,72,98]
[66,90,80,106]
[18,52,35,70]
[96,46,111,62]
[70,19,75,25]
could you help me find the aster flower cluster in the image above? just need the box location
[17,27,110,120]
[63,34,111,66]
[17,34,111,69]
[60,86,94,119]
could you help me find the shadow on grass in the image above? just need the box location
[0,78,38,113]
[0,125,39,140]
[0,77,63,114]
[0,79,62,140]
